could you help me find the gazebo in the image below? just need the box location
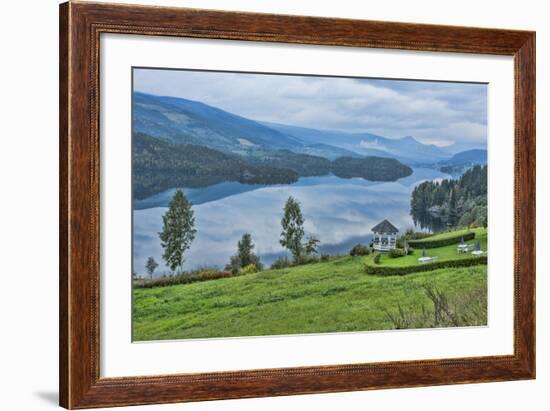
[371,219,399,252]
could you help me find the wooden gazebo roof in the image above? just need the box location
[371,219,399,234]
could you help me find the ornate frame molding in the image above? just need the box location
[59,2,535,408]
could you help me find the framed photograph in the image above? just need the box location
[59,1,535,408]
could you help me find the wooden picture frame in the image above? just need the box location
[59,1,535,408]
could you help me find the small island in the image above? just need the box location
[332,156,413,181]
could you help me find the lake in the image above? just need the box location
[133,167,450,277]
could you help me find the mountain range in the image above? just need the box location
[133,92,302,154]
[260,122,452,164]
[133,91,486,167]
[439,149,488,166]
[432,149,488,177]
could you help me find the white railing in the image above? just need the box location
[373,244,394,251]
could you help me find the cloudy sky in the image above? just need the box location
[134,68,487,148]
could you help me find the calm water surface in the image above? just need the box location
[133,168,449,276]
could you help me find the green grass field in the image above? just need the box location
[368,228,487,267]
[133,253,487,341]
[418,227,484,241]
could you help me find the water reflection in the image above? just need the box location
[133,168,450,276]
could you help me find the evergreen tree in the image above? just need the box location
[145,256,159,280]
[237,233,254,266]
[226,233,263,273]
[447,187,459,228]
[280,196,306,261]
[159,189,196,273]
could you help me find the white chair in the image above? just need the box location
[471,250,486,256]
[457,244,474,253]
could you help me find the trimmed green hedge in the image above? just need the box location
[364,255,487,276]
[134,270,239,289]
[408,231,475,249]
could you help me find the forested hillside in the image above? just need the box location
[410,165,487,231]
[332,156,413,181]
[436,149,487,176]
[133,92,304,153]
[134,133,415,199]
[246,149,332,176]
[133,133,298,199]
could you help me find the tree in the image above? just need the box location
[410,165,487,232]
[226,233,263,273]
[145,256,158,280]
[237,233,254,266]
[304,235,320,255]
[447,187,459,228]
[280,196,306,260]
[159,189,196,273]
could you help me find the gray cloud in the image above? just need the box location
[134,68,487,147]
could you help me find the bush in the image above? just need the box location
[397,230,432,247]
[320,253,331,262]
[188,265,220,276]
[400,229,432,241]
[350,244,371,256]
[226,253,263,274]
[295,254,319,265]
[239,264,259,275]
[225,255,240,274]
[389,248,406,258]
[384,283,487,329]
[134,269,237,289]
[365,255,487,276]
[373,253,381,265]
[192,270,233,281]
[270,253,322,269]
[408,231,475,249]
[270,256,292,269]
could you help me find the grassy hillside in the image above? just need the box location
[133,256,487,341]
[423,227,485,241]
[371,228,487,268]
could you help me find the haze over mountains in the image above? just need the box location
[431,149,488,176]
[261,122,452,164]
[133,91,486,167]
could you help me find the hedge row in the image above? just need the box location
[134,270,239,289]
[364,255,487,276]
[408,231,475,249]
